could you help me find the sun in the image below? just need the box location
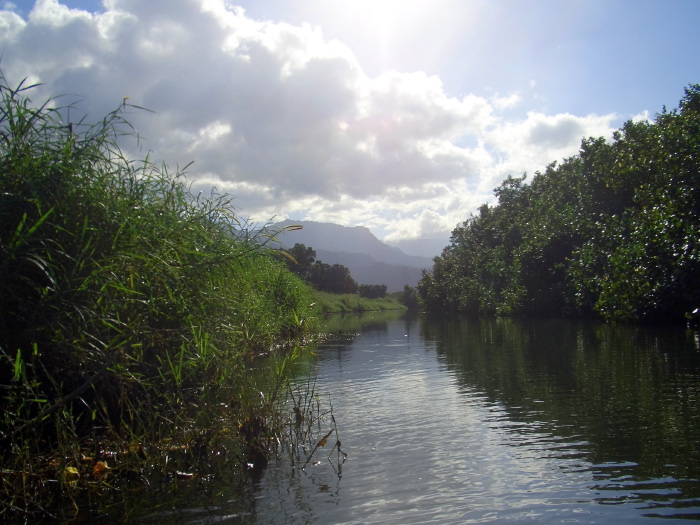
[319,0,438,66]
[350,0,432,36]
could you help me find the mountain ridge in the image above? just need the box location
[272,220,434,292]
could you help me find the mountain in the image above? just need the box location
[272,220,434,292]
[388,237,448,258]
[273,220,432,268]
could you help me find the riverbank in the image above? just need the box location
[0,75,319,522]
[312,290,407,314]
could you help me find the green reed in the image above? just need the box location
[0,72,318,521]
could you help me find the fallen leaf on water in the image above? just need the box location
[129,442,147,458]
[93,461,110,479]
[316,429,334,448]
[65,466,79,476]
[61,466,80,485]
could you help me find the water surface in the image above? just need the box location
[253,312,700,523]
[131,311,700,523]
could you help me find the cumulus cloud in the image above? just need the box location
[631,110,651,123]
[0,0,618,242]
[477,111,615,195]
[491,92,521,111]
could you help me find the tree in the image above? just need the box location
[399,285,420,309]
[418,84,700,323]
[309,261,358,294]
[282,243,316,280]
[359,284,387,299]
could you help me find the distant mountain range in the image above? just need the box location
[389,237,448,258]
[272,220,439,292]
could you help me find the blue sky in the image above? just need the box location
[235,0,698,117]
[2,0,699,249]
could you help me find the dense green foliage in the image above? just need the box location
[309,260,359,294]
[395,285,420,309]
[0,75,317,518]
[358,284,387,299]
[283,242,317,281]
[312,290,405,314]
[419,85,700,323]
[282,244,411,309]
[281,242,359,294]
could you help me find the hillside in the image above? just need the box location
[273,220,433,291]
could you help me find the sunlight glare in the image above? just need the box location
[358,0,431,38]
[319,0,462,74]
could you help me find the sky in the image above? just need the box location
[1,0,699,250]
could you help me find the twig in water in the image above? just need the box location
[302,427,334,469]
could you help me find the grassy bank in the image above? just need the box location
[312,290,407,314]
[0,75,320,521]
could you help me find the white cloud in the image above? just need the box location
[0,7,25,40]
[29,0,89,26]
[478,111,615,195]
[0,0,619,243]
[631,110,651,123]
[491,92,521,111]
[418,209,449,237]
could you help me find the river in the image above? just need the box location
[138,311,700,523]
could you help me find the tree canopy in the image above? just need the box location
[281,243,359,294]
[419,85,700,323]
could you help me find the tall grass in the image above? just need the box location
[312,290,407,314]
[0,73,317,521]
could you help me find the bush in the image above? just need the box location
[419,85,700,323]
[312,290,406,313]
[0,73,317,519]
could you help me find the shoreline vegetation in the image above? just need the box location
[419,85,700,324]
[0,73,408,522]
[312,290,406,314]
[0,74,381,522]
[9,69,697,522]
